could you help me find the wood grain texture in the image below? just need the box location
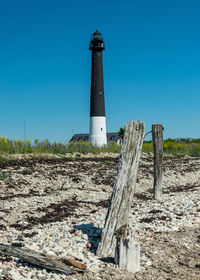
[0,243,87,275]
[114,226,140,273]
[152,123,163,200]
[96,121,144,257]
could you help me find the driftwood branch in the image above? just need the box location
[0,243,87,275]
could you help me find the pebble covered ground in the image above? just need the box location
[0,153,200,280]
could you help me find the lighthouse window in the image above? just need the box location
[101,128,103,131]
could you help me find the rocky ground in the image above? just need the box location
[0,153,200,280]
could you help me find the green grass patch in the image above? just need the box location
[142,138,200,157]
[0,137,120,155]
[0,136,200,157]
[68,156,75,161]
[0,172,7,181]
[103,160,113,164]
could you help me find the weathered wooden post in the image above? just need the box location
[97,120,144,272]
[114,226,140,273]
[152,123,163,200]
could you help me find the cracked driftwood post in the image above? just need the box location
[152,123,163,200]
[97,120,144,273]
[114,225,140,273]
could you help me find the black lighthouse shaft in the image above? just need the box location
[89,30,105,117]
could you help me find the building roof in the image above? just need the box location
[70,132,119,143]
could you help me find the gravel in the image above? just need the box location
[0,153,200,279]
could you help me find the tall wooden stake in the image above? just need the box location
[97,121,144,259]
[152,124,163,200]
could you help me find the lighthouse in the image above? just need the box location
[89,30,107,146]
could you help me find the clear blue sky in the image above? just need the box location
[0,0,199,142]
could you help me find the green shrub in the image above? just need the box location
[142,142,153,154]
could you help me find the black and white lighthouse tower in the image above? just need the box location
[89,30,107,146]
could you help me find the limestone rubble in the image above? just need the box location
[0,153,199,279]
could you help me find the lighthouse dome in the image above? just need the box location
[89,30,105,50]
[92,30,103,41]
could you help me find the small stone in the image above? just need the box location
[2,269,10,276]
[141,255,147,262]
[29,244,40,251]
[146,260,152,266]
[42,248,48,254]
[10,271,22,280]
[87,242,92,249]
[74,230,81,236]
[82,234,88,240]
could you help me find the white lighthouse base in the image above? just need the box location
[89,116,107,146]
